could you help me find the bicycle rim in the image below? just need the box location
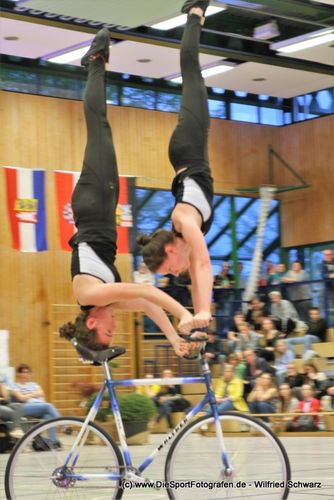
[5,417,124,499]
[165,412,290,499]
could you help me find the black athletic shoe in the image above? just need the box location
[81,28,110,67]
[181,0,210,15]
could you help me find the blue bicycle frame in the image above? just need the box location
[64,357,231,482]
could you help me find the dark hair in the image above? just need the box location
[59,310,104,351]
[17,363,31,374]
[137,231,175,272]
[309,306,319,312]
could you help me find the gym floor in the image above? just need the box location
[1,434,333,499]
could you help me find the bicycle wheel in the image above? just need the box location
[5,417,124,500]
[165,412,290,499]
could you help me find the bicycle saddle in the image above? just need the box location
[71,338,126,365]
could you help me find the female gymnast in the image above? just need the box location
[59,28,197,356]
[138,1,214,330]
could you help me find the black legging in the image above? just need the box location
[168,14,210,171]
[71,59,119,246]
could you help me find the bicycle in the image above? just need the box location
[5,337,291,499]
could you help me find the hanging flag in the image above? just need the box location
[55,171,135,253]
[55,170,80,251]
[4,166,47,252]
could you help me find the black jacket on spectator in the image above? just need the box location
[284,373,305,389]
[306,318,328,342]
[322,260,334,291]
[204,338,222,363]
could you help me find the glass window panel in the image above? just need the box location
[156,92,181,112]
[284,112,292,125]
[106,84,119,105]
[121,86,155,109]
[234,90,247,97]
[230,103,258,123]
[208,99,226,119]
[236,200,261,240]
[1,68,38,93]
[234,196,253,212]
[238,233,257,259]
[135,190,174,234]
[208,231,232,258]
[315,89,333,112]
[260,107,284,126]
[206,197,231,242]
[40,75,80,98]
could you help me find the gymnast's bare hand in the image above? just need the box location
[171,336,194,357]
[193,311,212,329]
[177,311,194,334]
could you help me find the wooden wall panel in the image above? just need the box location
[1,89,333,405]
[273,115,334,247]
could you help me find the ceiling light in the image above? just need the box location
[137,58,152,63]
[151,6,225,31]
[4,36,20,41]
[47,43,113,64]
[270,28,334,53]
[169,62,235,83]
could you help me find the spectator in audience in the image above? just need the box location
[227,352,246,380]
[283,362,305,398]
[171,271,192,308]
[269,291,299,334]
[286,308,326,357]
[277,383,299,430]
[306,307,328,343]
[245,296,269,331]
[154,369,190,429]
[258,317,283,362]
[133,261,155,285]
[227,321,259,354]
[282,261,312,322]
[136,374,160,399]
[321,248,334,316]
[243,349,272,396]
[11,364,61,447]
[247,372,278,422]
[213,262,234,335]
[133,261,158,333]
[267,263,287,287]
[0,381,24,439]
[321,379,334,411]
[228,311,245,334]
[203,331,223,368]
[304,362,327,399]
[204,364,248,418]
[288,384,320,431]
[274,339,295,384]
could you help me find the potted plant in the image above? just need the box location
[118,392,157,445]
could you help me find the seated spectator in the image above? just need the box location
[258,317,283,362]
[277,383,299,430]
[227,352,246,380]
[288,384,320,431]
[245,296,269,331]
[247,373,278,422]
[171,271,192,308]
[283,362,305,399]
[278,383,299,413]
[136,374,160,399]
[213,262,234,335]
[11,364,61,447]
[0,380,24,439]
[204,364,248,417]
[154,369,190,429]
[228,321,259,354]
[203,331,223,367]
[321,248,334,317]
[243,349,273,396]
[269,291,299,335]
[306,307,327,343]
[321,379,334,411]
[304,362,327,399]
[228,311,245,335]
[274,340,295,385]
[282,261,312,322]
